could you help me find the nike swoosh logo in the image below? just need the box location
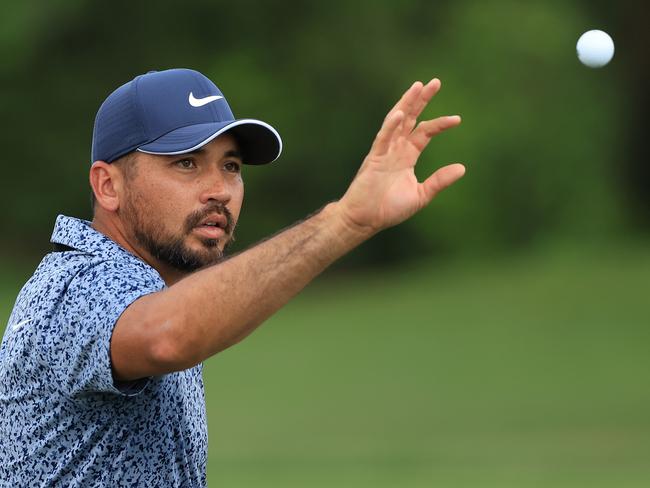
[11,318,32,331]
[188,92,223,107]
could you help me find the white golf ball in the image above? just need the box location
[576,30,614,68]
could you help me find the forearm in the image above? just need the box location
[117,202,370,378]
[174,201,365,355]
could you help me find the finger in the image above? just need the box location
[370,110,404,155]
[421,163,466,202]
[386,81,423,122]
[410,115,462,152]
[402,78,441,135]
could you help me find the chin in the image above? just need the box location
[197,238,220,248]
[189,238,226,260]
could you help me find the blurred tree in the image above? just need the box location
[580,0,650,229]
[0,0,641,267]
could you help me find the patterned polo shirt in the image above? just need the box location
[0,215,208,487]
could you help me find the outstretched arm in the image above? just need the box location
[111,79,465,381]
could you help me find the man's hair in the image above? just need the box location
[90,152,139,211]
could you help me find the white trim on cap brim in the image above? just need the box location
[136,118,283,163]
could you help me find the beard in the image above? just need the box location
[121,194,236,273]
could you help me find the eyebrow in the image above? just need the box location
[181,148,243,160]
[223,149,243,160]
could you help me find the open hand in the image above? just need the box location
[337,79,465,236]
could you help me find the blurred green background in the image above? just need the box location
[1,0,649,486]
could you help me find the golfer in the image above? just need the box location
[0,68,464,486]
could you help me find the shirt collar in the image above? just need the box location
[50,215,146,265]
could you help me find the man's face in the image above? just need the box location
[118,133,244,273]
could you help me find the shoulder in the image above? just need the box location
[13,252,163,325]
[64,257,164,309]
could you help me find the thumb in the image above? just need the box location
[421,164,466,202]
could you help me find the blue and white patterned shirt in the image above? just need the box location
[0,215,208,487]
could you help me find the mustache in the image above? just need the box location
[184,203,236,236]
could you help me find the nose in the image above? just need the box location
[199,167,232,205]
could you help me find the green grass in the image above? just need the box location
[2,244,650,486]
[203,244,650,487]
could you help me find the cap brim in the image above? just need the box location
[137,119,282,165]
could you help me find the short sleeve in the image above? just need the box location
[46,259,164,397]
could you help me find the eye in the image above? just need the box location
[175,158,196,170]
[224,161,241,173]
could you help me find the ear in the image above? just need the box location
[89,161,124,212]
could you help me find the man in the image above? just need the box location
[0,68,464,486]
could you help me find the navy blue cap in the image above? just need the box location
[91,68,282,165]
